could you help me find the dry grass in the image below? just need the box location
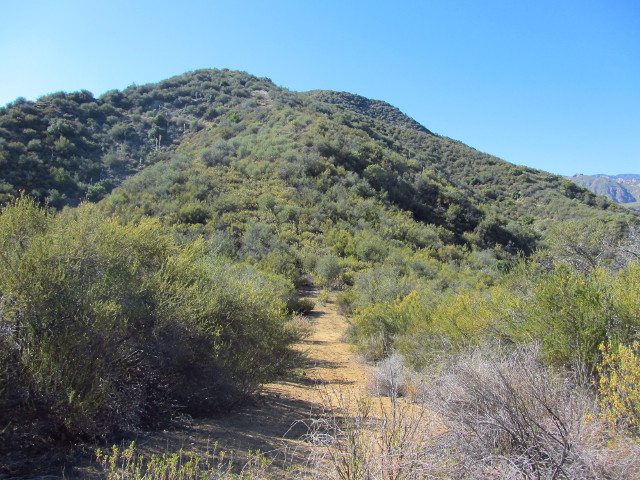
[286,314,315,341]
[302,382,451,480]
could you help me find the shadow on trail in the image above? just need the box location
[133,287,363,477]
[136,393,317,475]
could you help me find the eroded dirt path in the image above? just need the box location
[135,288,370,477]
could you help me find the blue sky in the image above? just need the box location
[1,0,638,176]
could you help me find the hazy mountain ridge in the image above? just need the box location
[570,173,640,210]
[594,173,640,181]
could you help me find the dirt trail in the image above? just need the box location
[136,288,371,476]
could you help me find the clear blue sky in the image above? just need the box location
[1,0,638,176]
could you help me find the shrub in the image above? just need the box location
[424,345,594,479]
[598,342,640,435]
[285,314,314,342]
[367,353,421,399]
[315,255,342,287]
[304,344,640,480]
[351,264,417,306]
[86,183,107,202]
[96,441,270,480]
[286,297,315,315]
[349,290,425,362]
[527,264,640,382]
[0,198,299,449]
[177,202,210,224]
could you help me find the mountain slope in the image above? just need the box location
[569,174,640,210]
[0,68,635,254]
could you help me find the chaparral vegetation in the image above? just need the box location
[1,69,639,478]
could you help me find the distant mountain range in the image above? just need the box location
[569,174,640,211]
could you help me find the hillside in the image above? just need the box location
[0,69,631,240]
[2,69,640,477]
[569,173,640,211]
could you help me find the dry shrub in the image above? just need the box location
[577,419,640,480]
[367,353,424,400]
[423,344,640,480]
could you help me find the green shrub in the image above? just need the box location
[315,255,341,287]
[0,197,298,446]
[350,291,425,361]
[523,264,640,382]
[286,297,315,315]
[96,441,270,480]
[177,202,211,224]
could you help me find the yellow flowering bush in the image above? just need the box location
[597,342,640,434]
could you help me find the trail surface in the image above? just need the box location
[136,288,371,477]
